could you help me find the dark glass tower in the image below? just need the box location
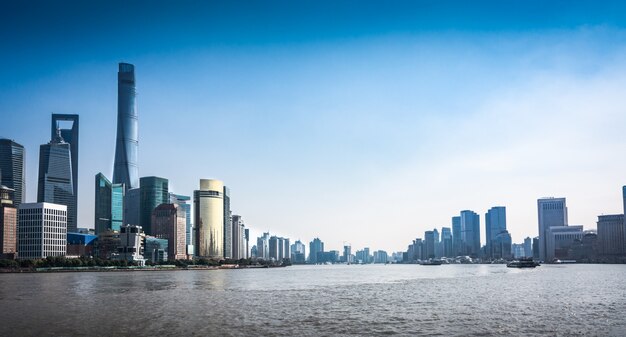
[51,114,79,211]
[139,176,168,235]
[0,139,25,207]
[38,129,77,232]
[113,63,139,190]
[94,173,112,235]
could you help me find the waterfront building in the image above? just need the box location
[283,238,290,261]
[256,232,270,259]
[94,230,120,260]
[124,188,140,226]
[111,183,124,231]
[343,245,352,263]
[51,114,79,222]
[433,228,441,258]
[491,230,512,259]
[524,237,532,258]
[269,236,279,260]
[113,63,139,190]
[317,250,338,263]
[145,236,168,263]
[139,176,169,235]
[251,245,258,258]
[363,247,371,263]
[596,214,625,256]
[0,139,25,206]
[169,193,192,254]
[193,179,224,259]
[232,214,243,259]
[407,238,423,262]
[452,216,462,256]
[223,186,232,258]
[38,128,77,232]
[309,237,324,264]
[485,206,507,259]
[460,210,480,257]
[373,250,388,264]
[441,227,453,257]
[94,173,112,234]
[152,203,187,260]
[532,237,539,259]
[117,225,145,266]
[66,232,97,257]
[244,228,250,259]
[291,240,306,263]
[512,243,525,258]
[537,197,568,261]
[570,231,599,262]
[17,202,67,259]
[546,225,583,261]
[424,230,436,259]
[0,186,17,259]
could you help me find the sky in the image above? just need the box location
[2,1,626,253]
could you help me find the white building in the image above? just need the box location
[118,224,145,266]
[17,202,67,260]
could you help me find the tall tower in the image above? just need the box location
[139,176,168,236]
[0,139,25,207]
[460,210,480,257]
[38,129,76,232]
[193,179,224,259]
[51,114,79,213]
[113,63,139,190]
[537,197,567,261]
[485,206,507,259]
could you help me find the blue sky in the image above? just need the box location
[2,1,626,252]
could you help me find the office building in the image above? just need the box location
[485,206,507,259]
[491,230,512,259]
[291,240,306,264]
[512,243,525,259]
[37,129,77,232]
[460,210,480,257]
[117,225,145,266]
[537,197,568,261]
[223,186,232,258]
[424,230,436,259]
[51,114,79,222]
[524,237,532,258]
[597,214,625,256]
[113,63,139,190]
[94,173,112,234]
[309,237,324,264]
[139,176,168,235]
[124,188,140,226]
[194,179,224,259]
[145,236,168,263]
[244,228,250,259]
[373,250,389,264]
[232,214,243,259]
[169,193,192,250]
[546,225,583,261]
[0,186,17,259]
[95,230,120,260]
[441,227,453,257]
[17,202,67,259]
[452,216,462,256]
[152,203,187,260]
[66,233,97,257]
[0,139,25,206]
[256,232,270,259]
[269,236,279,260]
[343,245,352,263]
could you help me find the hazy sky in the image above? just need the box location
[2,1,626,253]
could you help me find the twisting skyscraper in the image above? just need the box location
[113,63,139,190]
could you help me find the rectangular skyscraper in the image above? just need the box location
[0,139,25,207]
[452,216,461,256]
[38,128,77,232]
[139,176,169,235]
[0,186,18,259]
[537,197,567,261]
[460,210,480,257]
[223,186,232,259]
[51,114,79,221]
[113,63,139,190]
[485,206,506,259]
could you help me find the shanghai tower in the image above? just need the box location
[113,63,139,190]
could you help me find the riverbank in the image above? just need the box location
[0,264,282,273]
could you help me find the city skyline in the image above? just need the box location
[3,2,626,252]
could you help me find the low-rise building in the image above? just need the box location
[17,202,67,260]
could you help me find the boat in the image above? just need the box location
[420,259,442,266]
[506,258,540,268]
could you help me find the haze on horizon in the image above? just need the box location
[2,1,626,253]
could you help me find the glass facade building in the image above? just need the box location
[37,129,77,232]
[111,183,124,231]
[194,179,224,258]
[460,210,480,257]
[452,216,462,256]
[485,206,507,259]
[537,197,568,261]
[223,186,232,259]
[139,176,169,236]
[51,114,79,220]
[94,173,112,235]
[0,139,25,207]
[113,63,139,190]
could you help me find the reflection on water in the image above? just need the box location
[1,264,626,336]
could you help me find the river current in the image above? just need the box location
[1,264,625,336]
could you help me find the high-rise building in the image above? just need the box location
[596,214,625,256]
[244,228,250,259]
[37,128,77,232]
[485,206,507,259]
[424,230,436,259]
[111,183,124,231]
[537,197,568,261]
[0,186,18,259]
[441,227,453,257]
[460,210,480,257]
[145,236,168,263]
[51,114,79,221]
[343,245,352,263]
[269,236,279,260]
[139,176,168,235]
[17,202,67,259]
[113,63,139,190]
[231,214,243,259]
[94,173,112,235]
[546,225,582,261]
[491,230,512,259]
[373,250,389,264]
[256,232,270,259]
[194,179,224,259]
[523,237,532,258]
[452,216,462,256]
[0,139,25,206]
[291,240,306,264]
[169,193,192,250]
[124,188,140,226]
[152,203,187,260]
[309,237,324,264]
[223,186,232,259]
[117,225,145,266]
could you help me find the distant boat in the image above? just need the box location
[420,259,442,266]
[506,258,540,268]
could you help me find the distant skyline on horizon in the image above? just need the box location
[2,1,626,252]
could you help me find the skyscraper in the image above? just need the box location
[139,176,169,235]
[113,63,139,190]
[0,139,25,207]
[424,230,436,259]
[194,179,224,259]
[51,114,79,216]
[223,186,232,258]
[537,197,568,261]
[111,183,124,231]
[231,214,243,259]
[452,216,462,256]
[309,237,324,264]
[596,214,625,256]
[0,186,17,259]
[124,188,140,226]
[38,128,77,232]
[170,193,192,248]
[94,173,112,235]
[460,210,480,257]
[152,203,187,260]
[441,227,453,258]
[485,206,507,259]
